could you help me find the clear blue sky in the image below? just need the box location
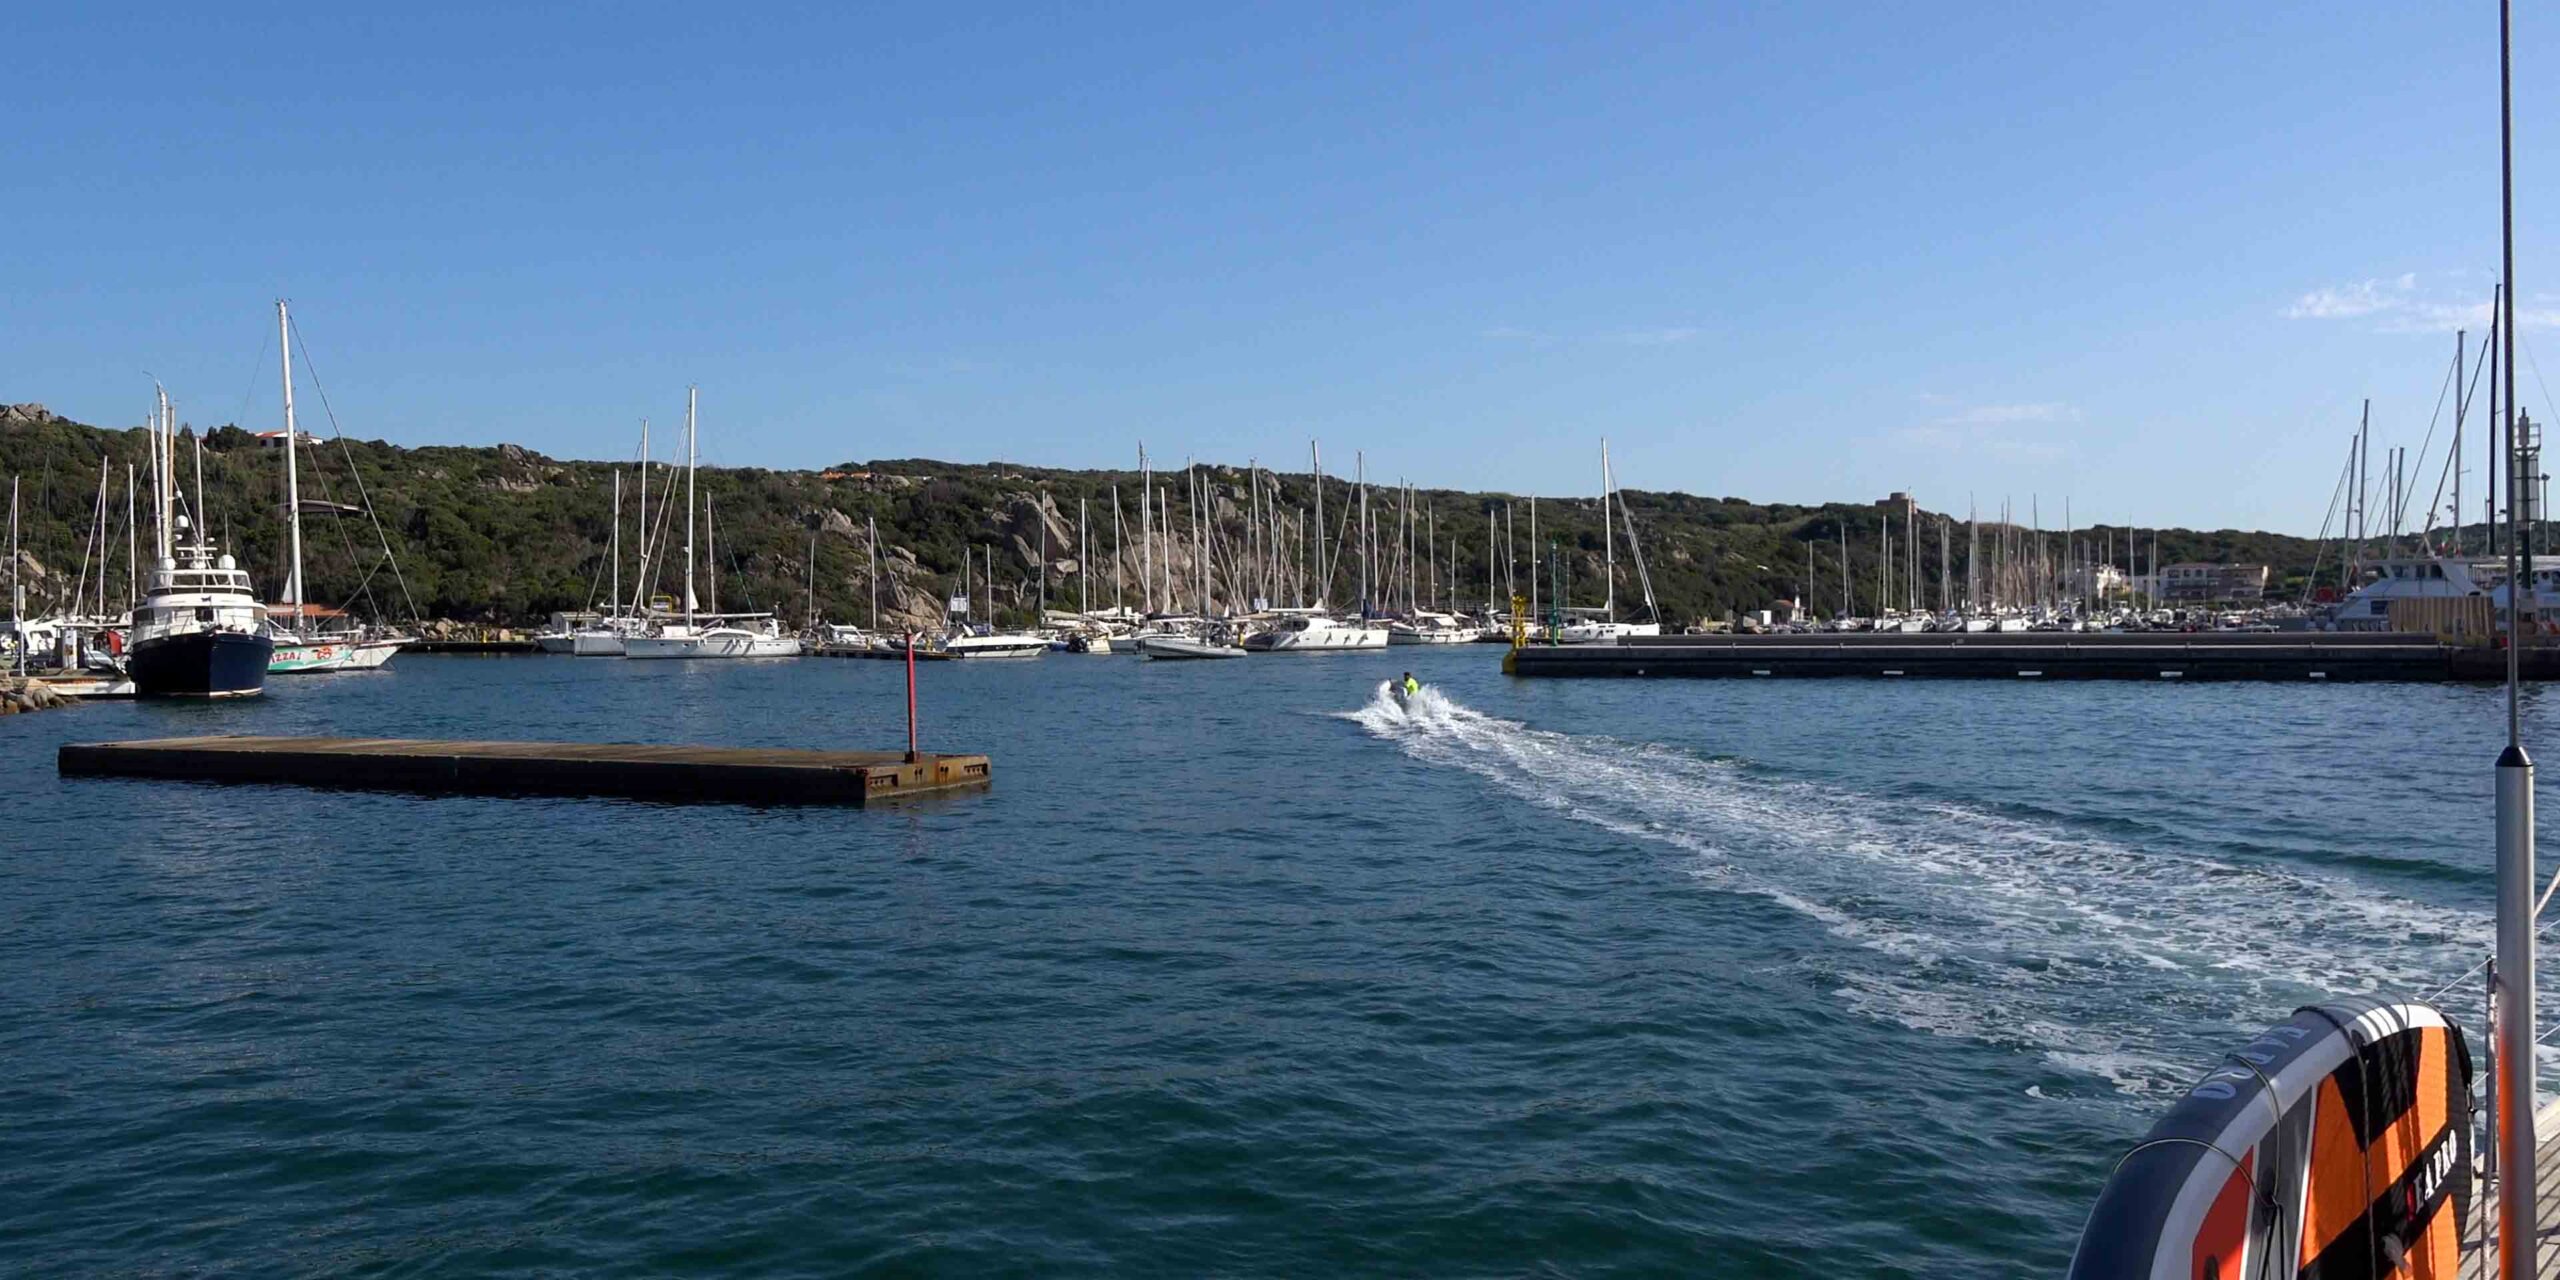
[7,2,2552,534]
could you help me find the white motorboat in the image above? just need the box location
[938,626,1050,659]
[1243,613,1388,651]
[1387,611,1473,645]
[1137,633,1243,659]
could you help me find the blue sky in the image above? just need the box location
[7,3,2552,533]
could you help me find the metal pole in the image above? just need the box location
[2496,4,2536,1276]
[904,632,919,762]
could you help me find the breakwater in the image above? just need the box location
[1503,630,2546,681]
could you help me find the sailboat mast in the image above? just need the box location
[634,420,649,612]
[1140,445,1153,615]
[611,471,622,621]
[683,387,697,625]
[868,515,880,630]
[1356,451,1369,615]
[1111,485,1124,614]
[1311,441,1325,608]
[125,463,136,610]
[1079,497,1090,615]
[277,300,305,614]
[1601,441,1615,621]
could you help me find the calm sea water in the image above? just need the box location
[3,650,2549,1276]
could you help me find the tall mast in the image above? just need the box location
[706,495,717,615]
[634,420,649,611]
[277,300,305,614]
[2458,330,2470,555]
[1356,451,1369,614]
[1311,440,1325,608]
[1601,440,1615,621]
[610,470,622,621]
[1111,485,1124,613]
[683,387,697,624]
[1526,498,1536,624]
[125,463,136,610]
[868,514,880,630]
[1079,497,1091,615]
[2494,2,2538,1274]
[1140,445,1153,614]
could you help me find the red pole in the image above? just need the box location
[904,631,919,762]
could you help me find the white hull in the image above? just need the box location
[533,633,579,654]
[341,638,405,669]
[942,635,1049,659]
[625,631,804,659]
[269,640,354,673]
[1251,627,1389,651]
[1137,635,1243,659]
[568,630,627,657]
[1387,628,1471,645]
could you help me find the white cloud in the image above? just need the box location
[2284,274,2416,320]
[2282,271,2553,332]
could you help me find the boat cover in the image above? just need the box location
[2069,997,2472,1280]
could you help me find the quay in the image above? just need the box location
[1503,631,2558,681]
[58,735,992,806]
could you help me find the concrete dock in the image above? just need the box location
[1504,631,2522,681]
[58,735,992,806]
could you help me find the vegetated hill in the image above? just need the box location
[0,402,2335,629]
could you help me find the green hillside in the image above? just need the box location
[1,402,2337,629]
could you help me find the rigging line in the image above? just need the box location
[231,328,272,430]
[2428,330,2500,546]
[2402,342,2462,540]
[303,444,379,618]
[290,321,424,625]
[2297,444,2356,606]
[2520,328,2558,425]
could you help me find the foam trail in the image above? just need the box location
[1346,684,2495,1097]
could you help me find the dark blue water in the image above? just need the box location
[2,652,2544,1276]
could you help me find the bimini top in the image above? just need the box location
[2069,997,2472,1280]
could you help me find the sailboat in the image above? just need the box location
[625,389,803,660]
[127,385,272,697]
[262,301,408,673]
[1558,440,1663,643]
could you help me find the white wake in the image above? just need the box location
[1347,682,2489,1096]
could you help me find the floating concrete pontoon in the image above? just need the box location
[58,735,991,806]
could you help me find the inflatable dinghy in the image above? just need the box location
[2069,997,2473,1279]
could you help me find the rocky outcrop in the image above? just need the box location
[0,404,65,430]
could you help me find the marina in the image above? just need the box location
[10,3,2560,1276]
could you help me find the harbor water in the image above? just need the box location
[3,650,2547,1275]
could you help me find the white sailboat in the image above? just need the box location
[1557,441,1662,643]
[262,302,409,673]
[626,389,804,660]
